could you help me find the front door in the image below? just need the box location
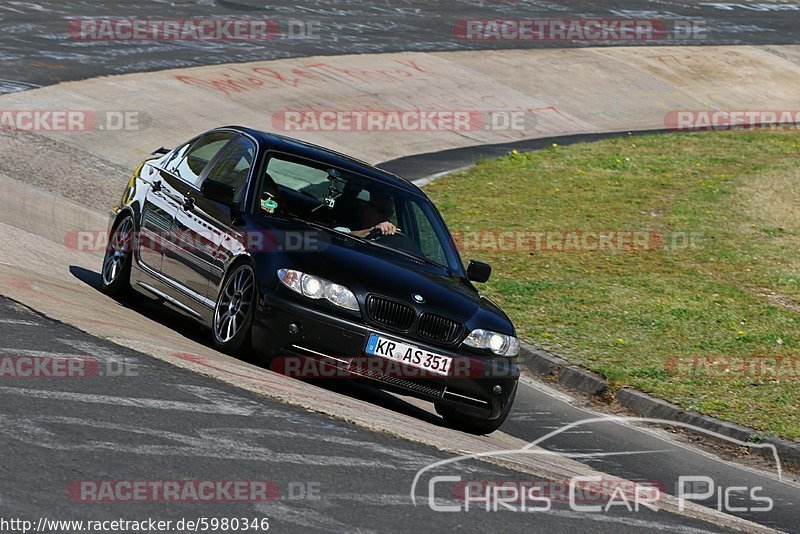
[163,133,256,302]
[158,131,235,301]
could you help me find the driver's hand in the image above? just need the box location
[373,221,397,235]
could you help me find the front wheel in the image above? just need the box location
[101,215,135,300]
[212,263,256,356]
[436,388,516,435]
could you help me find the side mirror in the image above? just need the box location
[466,260,492,283]
[201,179,236,207]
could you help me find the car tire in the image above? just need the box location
[101,214,135,301]
[435,387,517,435]
[212,262,256,357]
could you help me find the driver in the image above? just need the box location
[351,190,398,238]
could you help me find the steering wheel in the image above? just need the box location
[366,227,404,240]
[365,227,426,258]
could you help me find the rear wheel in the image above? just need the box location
[101,215,135,300]
[213,263,256,356]
[436,388,516,435]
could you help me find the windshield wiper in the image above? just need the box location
[366,240,450,273]
[286,216,362,242]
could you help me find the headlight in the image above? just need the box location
[277,269,359,311]
[301,274,324,299]
[325,283,359,310]
[463,329,520,357]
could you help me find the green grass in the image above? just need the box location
[425,130,800,441]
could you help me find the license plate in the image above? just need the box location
[365,333,452,376]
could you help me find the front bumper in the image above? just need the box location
[252,291,519,421]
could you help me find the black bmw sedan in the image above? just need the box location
[102,126,520,433]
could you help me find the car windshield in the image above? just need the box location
[259,152,461,273]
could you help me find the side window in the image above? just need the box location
[162,141,193,172]
[170,132,235,186]
[410,202,448,266]
[202,135,256,203]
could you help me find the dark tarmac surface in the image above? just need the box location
[1,0,799,93]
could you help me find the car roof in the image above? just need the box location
[216,125,422,195]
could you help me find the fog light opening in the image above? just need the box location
[492,385,503,396]
[288,322,302,335]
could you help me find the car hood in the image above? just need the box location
[253,220,514,335]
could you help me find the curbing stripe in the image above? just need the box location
[557,366,608,396]
[520,342,608,395]
[519,343,568,377]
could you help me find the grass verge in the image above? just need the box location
[425,129,800,441]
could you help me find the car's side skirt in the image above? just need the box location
[136,281,204,319]
[130,259,215,326]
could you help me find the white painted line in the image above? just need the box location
[0,318,40,326]
[0,414,410,469]
[58,339,140,365]
[413,165,474,187]
[0,384,258,416]
[563,449,675,459]
[519,373,577,403]
[206,427,442,467]
[0,348,87,360]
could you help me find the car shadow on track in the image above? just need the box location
[69,265,446,428]
[287,376,443,426]
[70,265,209,345]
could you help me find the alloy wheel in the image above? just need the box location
[214,265,255,343]
[102,217,134,286]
